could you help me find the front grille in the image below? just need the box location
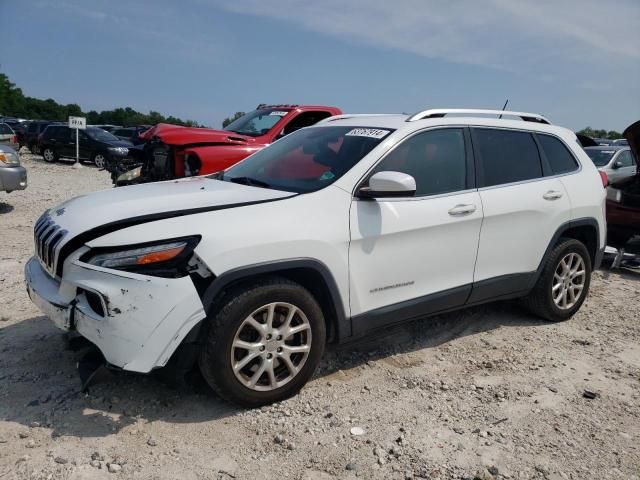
[33,213,67,276]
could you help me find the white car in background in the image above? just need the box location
[25,108,606,406]
[0,144,27,194]
[584,146,637,184]
[0,122,19,150]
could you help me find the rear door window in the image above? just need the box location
[472,128,543,187]
[537,134,579,175]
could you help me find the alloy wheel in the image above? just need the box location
[43,149,54,162]
[231,302,312,392]
[94,154,105,169]
[552,252,586,310]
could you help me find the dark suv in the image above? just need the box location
[111,126,150,145]
[24,120,57,154]
[39,125,134,168]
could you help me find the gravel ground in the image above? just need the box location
[1,153,639,480]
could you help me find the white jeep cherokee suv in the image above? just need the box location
[25,109,607,406]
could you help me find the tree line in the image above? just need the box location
[0,72,202,127]
[576,127,624,140]
[1,72,628,135]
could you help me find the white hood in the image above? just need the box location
[46,176,293,237]
[33,177,294,276]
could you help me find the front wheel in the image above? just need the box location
[199,277,326,407]
[92,153,106,169]
[42,147,57,163]
[523,238,592,322]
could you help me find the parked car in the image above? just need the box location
[24,120,57,154]
[111,126,150,145]
[0,145,27,194]
[606,120,640,251]
[88,124,120,133]
[111,105,342,185]
[584,146,637,183]
[1,117,27,130]
[12,121,29,149]
[39,125,134,168]
[0,123,19,150]
[612,138,629,146]
[25,108,606,406]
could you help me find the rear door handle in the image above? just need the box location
[543,190,563,201]
[448,204,477,216]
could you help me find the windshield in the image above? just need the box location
[585,148,616,167]
[86,127,119,142]
[218,126,393,193]
[223,108,291,137]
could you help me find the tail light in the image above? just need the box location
[599,171,608,188]
[11,135,17,144]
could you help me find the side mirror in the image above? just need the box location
[357,171,416,198]
[612,160,623,169]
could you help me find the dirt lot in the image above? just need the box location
[1,154,639,480]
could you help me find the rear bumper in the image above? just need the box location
[0,166,27,192]
[24,256,206,373]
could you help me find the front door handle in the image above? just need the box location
[448,204,477,216]
[543,190,563,201]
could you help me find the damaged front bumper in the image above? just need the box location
[25,256,206,373]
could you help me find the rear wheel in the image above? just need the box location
[42,147,57,163]
[199,277,326,407]
[523,238,591,322]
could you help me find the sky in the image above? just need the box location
[1,0,638,131]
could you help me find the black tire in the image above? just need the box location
[523,238,592,322]
[42,147,57,163]
[199,277,326,407]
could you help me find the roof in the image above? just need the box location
[318,111,575,138]
[256,104,342,113]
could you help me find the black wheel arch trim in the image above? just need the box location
[199,258,349,342]
[530,217,601,289]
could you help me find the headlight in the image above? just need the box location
[108,147,129,155]
[83,237,200,277]
[0,150,20,165]
[117,166,142,184]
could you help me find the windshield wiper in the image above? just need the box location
[228,176,271,188]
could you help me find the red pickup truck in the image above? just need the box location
[114,104,341,185]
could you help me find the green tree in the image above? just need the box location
[578,127,622,140]
[222,111,245,128]
[0,71,203,127]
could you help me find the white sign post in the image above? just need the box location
[68,116,86,169]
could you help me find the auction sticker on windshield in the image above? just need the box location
[269,111,289,116]
[345,128,390,139]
